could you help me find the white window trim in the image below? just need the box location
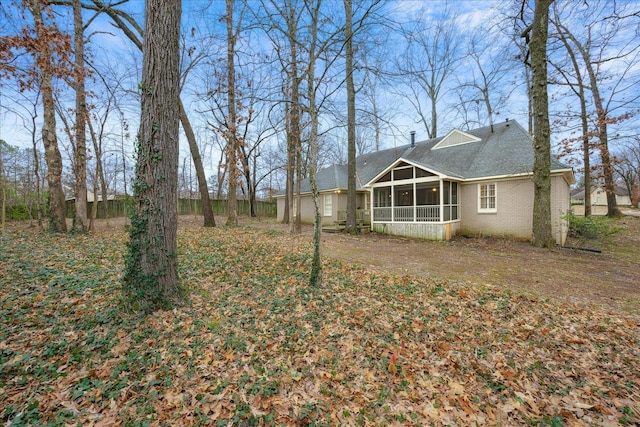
[478,182,497,213]
[323,194,332,216]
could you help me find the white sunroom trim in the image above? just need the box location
[369,180,461,224]
[363,157,449,188]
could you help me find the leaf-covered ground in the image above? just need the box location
[1,223,639,426]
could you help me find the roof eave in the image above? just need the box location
[462,168,575,184]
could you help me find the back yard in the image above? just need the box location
[1,216,639,425]
[246,215,639,314]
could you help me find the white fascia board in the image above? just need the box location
[461,168,572,183]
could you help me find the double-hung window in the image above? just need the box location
[478,183,497,213]
[323,194,332,216]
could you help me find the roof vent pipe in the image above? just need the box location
[410,131,416,148]
[506,118,509,126]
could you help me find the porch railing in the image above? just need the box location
[337,209,372,224]
[372,205,442,222]
[416,205,440,222]
[373,207,392,221]
[394,206,414,221]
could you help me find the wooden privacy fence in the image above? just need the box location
[65,198,276,219]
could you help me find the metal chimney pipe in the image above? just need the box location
[410,131,416,147]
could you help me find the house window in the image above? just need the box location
[323,194,332,216]
[478,183,497,213]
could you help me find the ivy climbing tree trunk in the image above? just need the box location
[124,0,185,311]
[528,0,555,248]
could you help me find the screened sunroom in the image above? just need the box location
[367,160,461,240]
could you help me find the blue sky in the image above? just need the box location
[1,0,639,191]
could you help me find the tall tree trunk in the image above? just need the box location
[241,162,256,218]
[87,114,109,222]
[287,2,302,234]
[216,151,227,200]
[590,90,620,218]
[238,144,257,218]
[251,153,258,217]
[71,0,88,232]
[0,144,4,232]
[93,1,214,222]
[283,103,292,224]
[225,0,238,226]
[307,0,322,286]
[31,112,44,231]
[89,172,98,231]
[29,0,67,233]
[529,0,555,248]
[344,0,358,234]
[124,0,184,311]
[552,19,592,216]
[179,99,215,226]
[1,180,5,232]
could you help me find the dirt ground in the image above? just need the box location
[11,212,639,315]
[231,214,640,315]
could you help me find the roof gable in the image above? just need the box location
[432,129,481,150]
[365,158,443,187]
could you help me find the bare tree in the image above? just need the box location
[85,0,217,227]
[224,0,241,226]
[305,0,323,286]
[395,6,462,139]
[613,139,640,206]
[551,3,639,217]
[344,0,358,234]
[455,32,518,131]
[549,12,593,216]
[124,0,185,311]
[70,0,88,232]
[25,0,71,232]
[523,0,555,248]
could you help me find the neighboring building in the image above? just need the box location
[571,185,631,207]
[276,120,575,245]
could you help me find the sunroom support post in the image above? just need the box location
[439,179,443,222]
[391,185,394,222]
[413,182,417,222]
[368,189,373,225]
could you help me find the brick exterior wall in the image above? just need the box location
[459,174,570,244]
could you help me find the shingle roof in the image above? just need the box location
[571,185,630,200]
[296,120,572,193]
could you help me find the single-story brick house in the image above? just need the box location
[276,120,575,244]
